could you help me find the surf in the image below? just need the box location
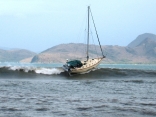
[0,65,156,79]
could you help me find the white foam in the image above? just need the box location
[9,66,21,71]
[2,65,63,75]
[35,68,62,75]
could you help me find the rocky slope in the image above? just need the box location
[31,33,156,64]
[128,33,156,48]
[0,49,36,62]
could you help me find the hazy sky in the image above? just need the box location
[0,0,156,52]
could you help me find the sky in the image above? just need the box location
[0,0,156,52]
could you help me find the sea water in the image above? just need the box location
[0,63,156,117]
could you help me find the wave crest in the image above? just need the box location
[0,66,64,76]
[0,65,156,79]
[35,68,62,75]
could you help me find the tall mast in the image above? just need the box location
[87,6,90,60]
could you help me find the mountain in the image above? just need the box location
[21,33,156,64]
[127,33,156,48]
[134,38,156,57]
[0,49,36,62]
[31,42,156,64]
[31,43,89,63]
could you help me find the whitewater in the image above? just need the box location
[0,63,156,117]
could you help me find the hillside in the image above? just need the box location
[1,33,155,63]
[31,42,156,64]
[31,43,90,63]
[134,38,156,57]
[31,33,156,64]
[0,49,36,62]
[127,33,156,48]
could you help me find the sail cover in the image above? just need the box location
[67,60,83,68]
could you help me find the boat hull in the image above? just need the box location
[63,57,103,75]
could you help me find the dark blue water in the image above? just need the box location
[0,63,156,117]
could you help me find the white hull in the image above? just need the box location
[63,57,103,74]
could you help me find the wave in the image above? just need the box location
[0,66,156,79]
[70,68,156,79]
[0,66,64,79]
[1,66,63,74]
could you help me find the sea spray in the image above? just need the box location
[35,68,62,75]
[0,64,156,79]
[0,65,64,75]
[8,66,34,73]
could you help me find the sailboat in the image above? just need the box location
[63,6,105,75]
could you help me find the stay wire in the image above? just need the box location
[89,8,105,58]
[90,28,99,58]
[74,10,88,59]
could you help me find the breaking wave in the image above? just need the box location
[0,65,156,79]
[0,66,64,79]
[4,66,63,74]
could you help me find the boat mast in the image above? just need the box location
[87,6,90,61]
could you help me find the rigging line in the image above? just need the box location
[82,10,88,59]
[90,28,99,58]
[83,29,87,58]
[89,8,105,58]
[83,15,88,58]
[74,10,88,59]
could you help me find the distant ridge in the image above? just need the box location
[0,49,36,62]
[30,33,156,64]
[134,38,156,57]
[127,33,156,48]
[1,33,156,63]
[31,42,156,64]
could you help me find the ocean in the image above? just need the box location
[0,63,156,117]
